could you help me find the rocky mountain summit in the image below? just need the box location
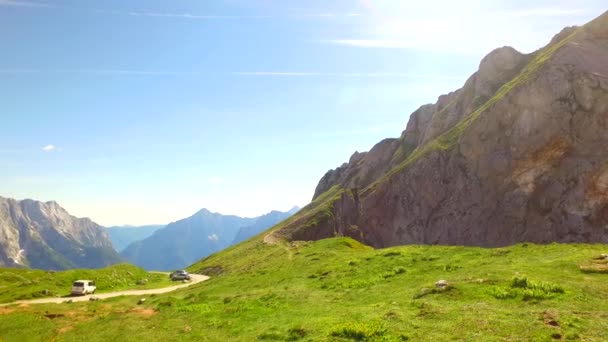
[276,12,608,248]
[0,196,122,270]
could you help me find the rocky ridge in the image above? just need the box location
[277,12,608,248]
[0,196,122,269]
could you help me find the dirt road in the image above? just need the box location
[0,273,209,306]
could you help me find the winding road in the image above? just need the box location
[0,273,209,306]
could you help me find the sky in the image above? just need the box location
[0,0,604,226]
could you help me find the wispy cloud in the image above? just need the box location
[0,1,361,20]
[127,12,272,19]
[0,68,460,80]
[299,13,362,18]
[126,11,361,19]
[327,3,596,55]
[233,71,460,79]
[287,7,363,18]
[324,39,417,49]
[0,68,203,75]
[508,8,587,17]
[0,0,50,7]
[208,234,219,241]
[42,144,56,152]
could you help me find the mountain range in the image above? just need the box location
[120,207,297,270]
[105,225,164,252]
[269,13,608,248]
[232,207,299,245]
[0,196,122,270]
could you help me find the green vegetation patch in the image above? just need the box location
[0,263,172,303]
[489,276,565,301]
[3,239,606,341]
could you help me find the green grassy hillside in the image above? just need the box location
[0,237,607,341]
[0,263,172,303]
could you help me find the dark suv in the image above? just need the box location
[169,270,192,281]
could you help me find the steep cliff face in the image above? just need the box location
[276,12,608,248]
[0,196,122,270]
[313,46,532,200]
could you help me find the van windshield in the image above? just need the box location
[73,282,84,287]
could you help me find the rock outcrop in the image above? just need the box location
[0,196,122,270]
[276,11,608,248]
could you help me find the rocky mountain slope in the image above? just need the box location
[0,196,122,270]
[121,208,296,270]
[105,225,164,252]
[272,12,608,248]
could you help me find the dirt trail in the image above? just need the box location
[0,273,209,307]
[263,231,279,245]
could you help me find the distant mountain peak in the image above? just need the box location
[0,196,122,270]
[121,207,298,270]
[193,208,216,217]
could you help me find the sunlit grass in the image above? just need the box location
[2,238,607,341]
[0,264,172,303]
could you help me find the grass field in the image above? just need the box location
[0,263,173,304]
[0,237,607,341]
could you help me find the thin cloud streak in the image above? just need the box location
[0,0,50,7]
[42,145,56,152]
[233,72,461,80]
[127,12,361,19]
[0,1,360,20]
[0,68,203,75]
[324,39,417,49]
[127,12,273,19]
[508,8,587,17]
[325,7,591,53]
[0,69,461,80]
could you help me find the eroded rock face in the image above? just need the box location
[288,12,608,247]
[0,196,122,269]
[313,138,401,198]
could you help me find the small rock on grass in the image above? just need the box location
[138,298,146,305]
[435,280,449,288]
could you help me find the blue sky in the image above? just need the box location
[0,0,604,226]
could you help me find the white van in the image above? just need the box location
[71,280,96,295]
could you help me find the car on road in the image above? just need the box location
[169,270,191,281]
[71,280,96,295]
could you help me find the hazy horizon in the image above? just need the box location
[1,0,604,226]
